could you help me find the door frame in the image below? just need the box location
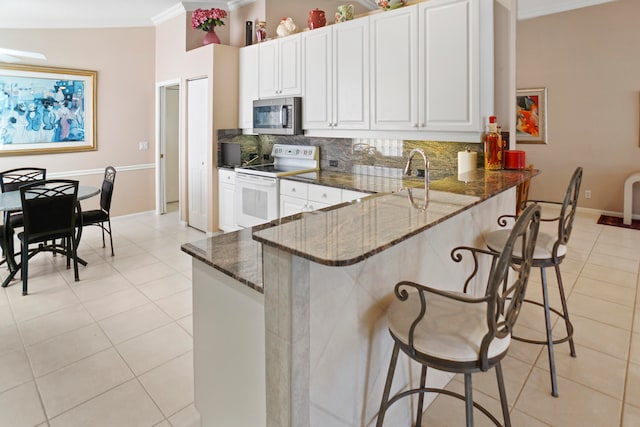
[156,79,181,216]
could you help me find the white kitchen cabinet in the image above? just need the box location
[342,189,369,202]
[239,44,259,130]
[302,19,369,130]
[280,180,363,217]
[419,0,480,132]
[280,179,308,217]
[307,183,341,210]
[259,34,302,99]
[370,5,419,131]
[218,169,239,232]
[370,0,486,134]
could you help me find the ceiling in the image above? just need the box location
[0,0,617,29]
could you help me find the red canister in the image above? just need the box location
[504,150,526,170]
[307,9,326,29]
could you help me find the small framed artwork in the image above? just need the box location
[0,64,97,156]
[516,87,547,144]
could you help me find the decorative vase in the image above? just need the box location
[202,29,220,46]
[378,0,407,11]
[307,9,326,30]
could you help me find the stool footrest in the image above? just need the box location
[381,386,503,427]
[512,298,574,346]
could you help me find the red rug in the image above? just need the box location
[597,214,640,231]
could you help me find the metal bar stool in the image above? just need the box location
[485,167,582,397]
[376,204,541,427]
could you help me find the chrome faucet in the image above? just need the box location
[403,148,430,210]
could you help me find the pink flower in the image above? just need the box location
[191,8,228,31]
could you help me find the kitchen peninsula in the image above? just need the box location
[182,168,536,427]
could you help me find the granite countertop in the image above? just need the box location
[253,169,536,266]
[181,227,264,292]
[181,168,538,290]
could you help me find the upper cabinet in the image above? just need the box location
[370,0,483,133]
[239,44,259,129]
[259,34,302,98]
[369,6,419,131]
[419,0,480,132]
[302,18,369,130]
[239,0,493,140]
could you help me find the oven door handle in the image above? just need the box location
[235,173,277,186]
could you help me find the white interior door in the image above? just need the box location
[187,78,208,232]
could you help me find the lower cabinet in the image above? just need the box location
[280,180,369,217]
[219,171,371,231]
[218,169,240,232]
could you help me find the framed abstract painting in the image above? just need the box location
[0,64,97,155]
[516,87,547,144]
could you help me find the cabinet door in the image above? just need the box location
[259,39,279,98]
[239,45,260,129]
[370,5,418,130]
[333,17,369,130]
[187,78,209,232]
[279,34,302,96]
[342,189,369,202]
[218,169,238,232]
[302,27,332,129]
[419,0,480,131]
[280,195,307,217]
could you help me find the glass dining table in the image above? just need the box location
[0,185,100,288]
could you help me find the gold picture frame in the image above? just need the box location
[516,87,547,144]
[0,64,97,155]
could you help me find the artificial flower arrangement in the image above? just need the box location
[191,8,228,32]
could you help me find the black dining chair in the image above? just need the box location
[376,203,541,427]
[79,166,116,256]
[0,167,46,229]
[15,179,80,295]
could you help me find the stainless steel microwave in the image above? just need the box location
[253,97,302,135]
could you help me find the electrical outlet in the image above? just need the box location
[138,141,149,151]
[329,160,338,167]
[585,190,591,199]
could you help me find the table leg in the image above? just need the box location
[2,213,19,287]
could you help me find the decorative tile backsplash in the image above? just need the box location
[217,131,483,180]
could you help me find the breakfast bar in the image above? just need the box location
[182,169,536,427]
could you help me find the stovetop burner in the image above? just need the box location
[235,144,319,178]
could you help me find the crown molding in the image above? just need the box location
[227,0,256,11]
[151,3,186,26]
[518,0,616,20]
[152,1,233,26]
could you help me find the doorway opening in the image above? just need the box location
[157,81,181,217]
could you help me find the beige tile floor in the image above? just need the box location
[0,203,638,426]
[0,203,205,427]
[422,207,640,427]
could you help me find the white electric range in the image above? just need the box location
[234,144,319,228]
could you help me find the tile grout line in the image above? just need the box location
[619,256,640,427]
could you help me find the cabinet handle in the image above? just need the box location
[413,123,419,128]
[292,188,296,192]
